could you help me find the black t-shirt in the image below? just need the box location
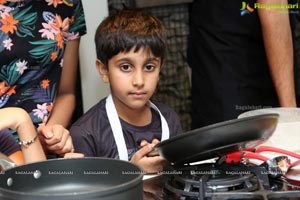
[70,97,182,160]
[189,0,280,128]
[0,129,20,156]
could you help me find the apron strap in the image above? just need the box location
[106,94,128,161]
[149,101,169,141]
[106,94,170,161]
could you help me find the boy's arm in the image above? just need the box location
[0,108,46,163]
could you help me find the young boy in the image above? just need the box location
[70,8,182,173]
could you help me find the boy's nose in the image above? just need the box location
[132,70,145,87]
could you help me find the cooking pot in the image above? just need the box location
[238,108,300,153]
[0,157,143,200]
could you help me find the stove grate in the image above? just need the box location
[163,163,300,200]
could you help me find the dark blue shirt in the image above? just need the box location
[70,97,182,160]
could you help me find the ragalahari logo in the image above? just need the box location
[240,2,254,16]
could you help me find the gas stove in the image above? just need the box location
[143,162,300,200]
[142,114,300,200]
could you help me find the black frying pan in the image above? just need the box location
[0,157,143,200]
[155,114,279,165]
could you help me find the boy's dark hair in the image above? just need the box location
[94,8,167,67]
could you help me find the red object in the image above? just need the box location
[226,151,269,163]
[226,146,300,171]
[254,146,300,159]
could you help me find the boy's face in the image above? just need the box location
[97,47,161,111]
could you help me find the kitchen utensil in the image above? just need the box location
[155,114,279,165]
[0,157,143,200]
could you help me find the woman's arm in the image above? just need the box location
[47,39,80,127]
[38,39,81,156]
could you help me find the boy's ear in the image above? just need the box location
[96,59,109,83]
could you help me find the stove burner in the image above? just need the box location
[162,163,300,200]
[164,164,259,199]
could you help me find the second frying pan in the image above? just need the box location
[155,114,279,165]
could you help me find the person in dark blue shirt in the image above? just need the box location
[70,8,182,173]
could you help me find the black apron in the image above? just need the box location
[188,0,280,128]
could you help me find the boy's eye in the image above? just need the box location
[120,64,131,71]
[144,65,155,71]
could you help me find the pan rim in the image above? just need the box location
[155,113,279,148]
[0,157,144,198]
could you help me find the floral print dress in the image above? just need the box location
[0,0,86,131]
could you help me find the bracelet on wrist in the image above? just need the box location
[18,134,38,148]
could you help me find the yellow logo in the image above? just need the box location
[240,1,299,16]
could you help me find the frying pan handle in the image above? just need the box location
[254,146,300,159]
[147,149,159,157]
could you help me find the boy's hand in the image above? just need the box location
[140,139,160,147]
[131,139,168,173]
[140,139,160,157]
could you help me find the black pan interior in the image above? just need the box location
[155,113,279,165]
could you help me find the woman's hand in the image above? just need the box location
[37,124,74,157]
